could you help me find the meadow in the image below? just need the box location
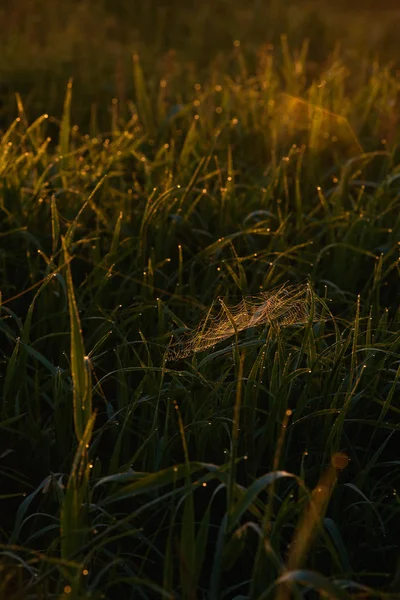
[1,1,400,598]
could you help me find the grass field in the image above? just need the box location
[1,2,400,599]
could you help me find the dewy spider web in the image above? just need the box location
[167,282,318,360]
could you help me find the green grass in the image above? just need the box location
[1,13,400,600]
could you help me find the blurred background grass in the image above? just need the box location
[1,0,400,127]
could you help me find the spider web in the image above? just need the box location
[276,93,363,156]
[167,283,318,360]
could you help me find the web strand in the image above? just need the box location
[167,283,317,360]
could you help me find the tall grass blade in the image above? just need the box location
[62,237,92,442]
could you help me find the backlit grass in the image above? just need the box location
[1,25,400,600]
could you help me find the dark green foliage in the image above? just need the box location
[0,9,400,600]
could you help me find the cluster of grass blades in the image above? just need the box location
[1,33,400,600]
